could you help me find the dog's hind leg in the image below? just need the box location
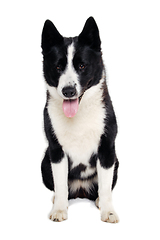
[41,148,54,191]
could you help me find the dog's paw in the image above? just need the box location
[101,210,119,223]
[49,209,68,222]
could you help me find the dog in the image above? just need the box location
[41,17,119,223]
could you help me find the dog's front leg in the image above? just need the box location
[97,161,119,223]
[50,154,68,222]
[97,136,119,223]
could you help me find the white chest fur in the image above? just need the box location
[47,80,106,168]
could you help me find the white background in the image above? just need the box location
[0,0,160,239]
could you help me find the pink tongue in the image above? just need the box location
[63,98,79,118]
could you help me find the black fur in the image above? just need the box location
[41,17,103,92]
[43,101,64,164]
[41,148,54,191]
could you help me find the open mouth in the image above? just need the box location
[63,98,78,118]
[62,95,83,118]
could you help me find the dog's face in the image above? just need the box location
[42,17,103,117]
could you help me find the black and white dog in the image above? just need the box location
[41,17,119,223]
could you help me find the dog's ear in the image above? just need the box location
[41,20,63,54]
[78,17,101,51]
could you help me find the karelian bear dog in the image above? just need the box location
[41,17,119,223]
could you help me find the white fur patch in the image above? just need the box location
[97,160,119,223]
[51,155,68,210]
[97,160,114,204]
[47,78,106,170]
[68,176,98,194]
[57,43,81,99]
[80,166,96,178]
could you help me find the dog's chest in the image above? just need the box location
[48,91,105,168]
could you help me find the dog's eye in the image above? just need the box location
[56,65,61,71]
[79,64,85,70]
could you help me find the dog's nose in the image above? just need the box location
[62,86,76,98]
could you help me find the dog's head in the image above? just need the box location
[41,17,103,117]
